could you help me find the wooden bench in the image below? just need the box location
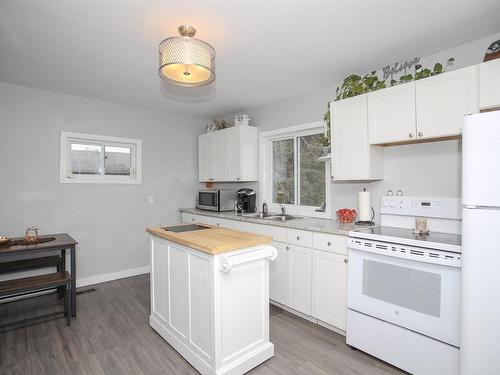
[0,255,62,274]
[0,272,71,328]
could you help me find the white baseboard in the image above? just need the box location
[77,265,150,288]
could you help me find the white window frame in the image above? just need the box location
[60,131,142,184]
[259,121,331,219]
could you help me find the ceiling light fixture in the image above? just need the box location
[158,25,216,87]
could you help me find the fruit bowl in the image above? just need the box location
[336,208,357,223]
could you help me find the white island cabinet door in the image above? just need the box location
[198,133,214,182]
[151,237,170,324]
[416,65,478,140]
[286,245,312,315]
[368,82,416,144]
[269,241,287,305]
[312,250,347,330]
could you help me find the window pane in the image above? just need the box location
[299,134,326,207]
[71,143,102,175]
[104,145,131,176]
[272,139,295,204]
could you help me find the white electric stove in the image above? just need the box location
[347,196,462,375]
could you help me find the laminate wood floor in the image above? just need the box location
[0,274,404,375]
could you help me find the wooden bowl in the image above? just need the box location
[0,237,11,246]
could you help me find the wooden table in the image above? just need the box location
[0,233,78,317]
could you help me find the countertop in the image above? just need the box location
[146,224,273,255]
[179,208,377,236]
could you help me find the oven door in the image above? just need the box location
[198,191,218,211]
[348,248,460,346]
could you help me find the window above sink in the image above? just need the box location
[259,121,331,219]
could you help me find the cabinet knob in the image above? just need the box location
[216,223,220,226]
[327,241,332,246]
[286,246,290,250]
[344,258,348,263]
[409,133,414,138]
[192,218,195,222]
[296,236,301,241]
[418,132,423,137]
[237,177,240,181]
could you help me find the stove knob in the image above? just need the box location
[383,201,389,207]
[390,201,397,208]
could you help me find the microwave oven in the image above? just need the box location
[197,190,235,212]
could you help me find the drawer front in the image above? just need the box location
[287,229,313,248]
[181,213,217,226]
[312,232,348,255]
[241,222,287,242]
[181,213,198,223]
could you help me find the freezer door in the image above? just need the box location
[461,207,500,374]
[462,111,500,207]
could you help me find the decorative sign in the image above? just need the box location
[382,57,421,81]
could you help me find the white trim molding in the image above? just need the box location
[77,265,150,288]
[60,131,142,184]
[259,121,331,219]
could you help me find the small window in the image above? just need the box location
[60,132,142,184]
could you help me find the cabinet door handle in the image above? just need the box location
[327,241,332,246]
[418,132,423,137]
[409,133,414,138]
[344,258,348,263]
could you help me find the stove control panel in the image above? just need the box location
[381,196,461,219]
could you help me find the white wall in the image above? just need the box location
[0,82,206,285]
[219,32,500,221]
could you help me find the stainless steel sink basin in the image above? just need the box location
[242,212,300,221]
[265,214,300,221]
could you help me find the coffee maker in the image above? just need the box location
[236,188,256,213]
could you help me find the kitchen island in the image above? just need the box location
[146,223,276,375]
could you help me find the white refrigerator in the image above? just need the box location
[461,110,500,374]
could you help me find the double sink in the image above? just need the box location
[242,212,300,221]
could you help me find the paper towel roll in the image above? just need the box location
[358,190,372,221]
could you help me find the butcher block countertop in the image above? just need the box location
[146,224,273,255]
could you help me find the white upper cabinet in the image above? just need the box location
[213,130,231,181]
[416,65,478,140]
[198,126,258,182]
[368,82,416,144]
[331,95,383,181]
[198,133,215,182]
[479,59,500,110]
[228,125,259,181]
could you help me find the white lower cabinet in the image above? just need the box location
[286,245,312,315]
[180,212,348,333]
[312,250,348,330]
[269,241,287,305]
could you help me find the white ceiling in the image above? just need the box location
[1,1,499,118]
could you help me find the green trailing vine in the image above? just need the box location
[322,57,455,146]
